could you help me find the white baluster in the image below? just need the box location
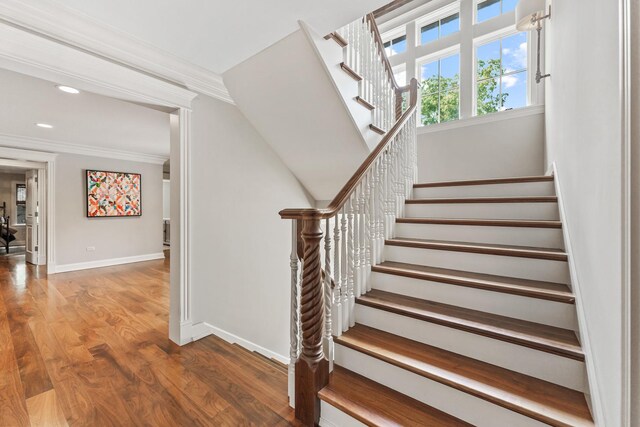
[332,214,342,337]
[352,187,361,297]
[358,181,367,295]
[288,221,300,407]
[347,196,356,327]
[365,172,373,291]
[340,206,349,332]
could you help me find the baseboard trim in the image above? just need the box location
[190,321,290,365]
[552,162,604,425]
[53,252,165,273]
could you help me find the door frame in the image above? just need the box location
[0,18,198,345]
[0,151,54,268]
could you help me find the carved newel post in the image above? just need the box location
[295,217,329,426]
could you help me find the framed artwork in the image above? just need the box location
[86,170,142,217]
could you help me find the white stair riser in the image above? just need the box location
[355,305,586,392]
[369,272,577,330]
[320,402,367,427]
[404,202,560,220]
[413,181,555,198]
[394,223,564,249]
[384,245,571,284]
[335,344,549,427]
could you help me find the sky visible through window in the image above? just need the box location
[421,53,460,124]
[477,0,518,23]
[421,13,459,45]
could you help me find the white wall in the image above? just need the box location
[189,94,313,360]
[544,1,622,425]
[417,108,545,182]
[54,153,163,268]
[162,179,170,219]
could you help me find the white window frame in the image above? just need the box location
[382,27,408,57]
[472,27,532,115]
[11,179,26,226]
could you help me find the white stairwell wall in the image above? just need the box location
[544,0,624,425]
[223,25,372,201]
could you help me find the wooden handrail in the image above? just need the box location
[365,13,401,92]
[279,77,418,221]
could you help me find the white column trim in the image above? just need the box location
[178,108,193,342]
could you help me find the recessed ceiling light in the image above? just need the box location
[57,85,80,94]
[35,123,53,129]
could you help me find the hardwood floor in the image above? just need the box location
[0,254,298,426]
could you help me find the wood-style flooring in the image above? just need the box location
[0,254,298,426]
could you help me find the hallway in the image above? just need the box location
[0,256,297,426]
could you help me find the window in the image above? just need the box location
[420,53,460,125]
[15,183,26,225]
[383,35,407,56]
[477,0,518,23]
[476,32,528,115]
[420,13,460,44]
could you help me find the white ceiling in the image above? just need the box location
[53,0,388,74]
[0,68,170,157]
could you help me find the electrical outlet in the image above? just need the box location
[86,246,95,252]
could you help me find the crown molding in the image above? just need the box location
[0,0,234,104]
[0,134,168,165]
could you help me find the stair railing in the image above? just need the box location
[280,14,419,420]
[337,14,407,131]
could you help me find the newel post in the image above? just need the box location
[295,217,329,426]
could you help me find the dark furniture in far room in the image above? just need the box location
[0,202,17,253]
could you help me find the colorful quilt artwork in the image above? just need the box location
[86,170,142,217]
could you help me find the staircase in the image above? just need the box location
[278,11,595,427]
[319,175,594,426]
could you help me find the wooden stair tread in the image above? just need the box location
[373,261,574,303]
[414,175,554,188]
[357,290,583,360]
[396,217,562,228]
[335,325,594,427]
[406,196,558,204]
[340,62,363,81]
[324,31,348,47]
[369,124,385,135]
[385,237,568,261]
[319,366,472,427]
[355,96,375,110]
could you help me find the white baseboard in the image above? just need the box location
[53,252,165,273]
[551,162,604,426]
[189,321,290,365]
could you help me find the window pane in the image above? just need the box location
[421,92,440,125]
[477,77,501,115]
[439,90,459,122]
[421,22,439,44]
[440,13,459,38]
[421,61,439,94]
[391,35,407,55]
[502,70,527,110]
[16,205,25,225]
[477,0,500,22]
[502,0,518,13]
[384,41,392,56]
[502,32,527,73]
[440,54,460,91]
[16,185,26,203]
[477,40,501,78]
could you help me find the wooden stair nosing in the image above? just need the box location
[369,124,385,135]
[385,238,568,261]
[414,175,555,188]
[319,366,473,427]
[372,261,575,303]
[356,290,584,361]
[324,31,348,47]
[335,325,594,427]
[406,196,558,204]
[395,217,563,229]
[355,96,375,110]
[340,62,363,81]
